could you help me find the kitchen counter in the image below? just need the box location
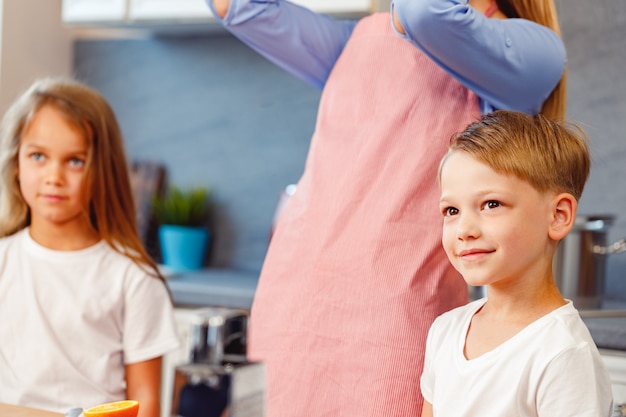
[580,300,626,351]
[0,403,61,417]
[168,274,626,350]
[166,267,259,310]
[470,287,626,352]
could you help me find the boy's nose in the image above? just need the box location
[456,214,480,240]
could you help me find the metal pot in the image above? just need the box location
[188,307,249,365]
[553,215,626,309]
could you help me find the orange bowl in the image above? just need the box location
[82,400,140,417]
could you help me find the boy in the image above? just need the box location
[421,110,614,416]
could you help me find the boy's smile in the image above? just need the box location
[439,152,555,290]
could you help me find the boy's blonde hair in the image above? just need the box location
[497,0,566,119]
[0,77,164,282]
[442,110,590,201]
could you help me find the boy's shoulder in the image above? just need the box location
[431,299,485,332]
[441,298,485,319]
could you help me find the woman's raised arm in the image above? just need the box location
[212,0,229,18]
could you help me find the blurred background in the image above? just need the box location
[2,0,625,300]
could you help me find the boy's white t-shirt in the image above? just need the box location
[0,228,180,413]
[421,298,614,417]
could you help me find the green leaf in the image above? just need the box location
[152,185,214,227]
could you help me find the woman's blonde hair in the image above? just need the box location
[0,77,165,284]
[441,110,590,200]
[497,0,566,119]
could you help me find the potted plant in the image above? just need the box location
[152,185,215,272]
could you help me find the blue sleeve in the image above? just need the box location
[391,0,566,114]
[206,0,357,90]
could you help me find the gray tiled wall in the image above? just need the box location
[74,0,626,300]
[74,34,320,273]
[559,0,626,300]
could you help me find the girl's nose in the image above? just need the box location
[44,162,63,184]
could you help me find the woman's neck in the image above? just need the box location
[469,0,507,19]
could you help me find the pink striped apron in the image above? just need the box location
[248,12,481,417]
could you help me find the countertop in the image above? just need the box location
[580,300,626,352]
[165,267,259,310]
[0,403,61,417]
[167,270,626,351]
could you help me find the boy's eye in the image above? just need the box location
[443,207,459,217]
[483,200,501,210]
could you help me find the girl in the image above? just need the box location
[207,0,566,416]
[0,78,180,417]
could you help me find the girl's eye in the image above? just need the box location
[69,157,85,168]
[483,200,501,210]
[30,152,44,161]
[442,206,459,217]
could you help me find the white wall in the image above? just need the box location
[0,0,73,115]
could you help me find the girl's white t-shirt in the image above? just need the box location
[421,298,614,417]
[0,228,180,413]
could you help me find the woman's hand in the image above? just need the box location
[213,0,230,18]
[392,6,406,34]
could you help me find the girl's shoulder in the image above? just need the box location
[0,228,29,250]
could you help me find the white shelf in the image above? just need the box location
[129,0,213,20]
[290,0,372,14]
[63,0,373,25]
[62,0,127,21]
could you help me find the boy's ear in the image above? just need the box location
[549,193,577,241]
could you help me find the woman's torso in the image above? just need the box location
[249,13,481,416]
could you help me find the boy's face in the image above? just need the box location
[439,152,556,290]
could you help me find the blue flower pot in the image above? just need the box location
[159,225,209,272]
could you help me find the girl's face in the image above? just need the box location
[18,104,92,234]
[438,152,555,291]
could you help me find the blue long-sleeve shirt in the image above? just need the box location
[207,0,566,114]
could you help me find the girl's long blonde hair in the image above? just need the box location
[497,0,566,119]
[0,77,165,284]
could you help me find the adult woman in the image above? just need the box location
[206,1,566,416]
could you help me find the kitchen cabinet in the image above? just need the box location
[62,0,126,22]
[0,0,72,115]
[129,0,212,21]
[63,0,212,24]
[288,0,372,14]
[130,0,372,19]
[63,0,376,26]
